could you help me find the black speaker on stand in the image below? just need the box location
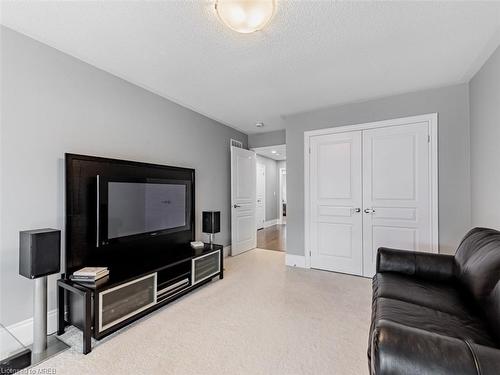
[19,229,69,365]
[202,211,220,248]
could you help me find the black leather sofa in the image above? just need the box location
[368,227,500,374]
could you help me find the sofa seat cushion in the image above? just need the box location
[373,273,475,317]
[372,297,496,347]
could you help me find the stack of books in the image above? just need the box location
[70,267,109,286]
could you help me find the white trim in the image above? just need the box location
[304,113,439,269]
[303,114,438,138]
[285,254,306,268]
[223,245,231,258]
[263,219,278,228]
[429,114,439,251]
[99,273,157,332]
[6,309,58,346]
[304,132,312,268]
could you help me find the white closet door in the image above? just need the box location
[309,131,363,275]
[362,122,431,277]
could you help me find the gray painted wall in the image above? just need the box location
[470,45,500,230]
[248,130,285,148]
[284,84,471,256]
[256,155,279,221]
[0,27,247,326]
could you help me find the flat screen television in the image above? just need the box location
[97,176,192,246]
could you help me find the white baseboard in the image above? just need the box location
[6,309,58,346]
[263,219,278,228]
[285,254,307,268]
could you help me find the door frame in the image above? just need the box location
[304,113,439,269]
[256,162,266,229]
[278,168,286,224]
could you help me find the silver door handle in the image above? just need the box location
[364,208,375,214]
[233,204,241,208]
[353,208,361,213]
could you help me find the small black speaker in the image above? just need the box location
[19,228,61,279]
[202,211,220,234]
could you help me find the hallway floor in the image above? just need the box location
[257,224,286,252]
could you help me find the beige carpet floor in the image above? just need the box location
[34,249,372,375]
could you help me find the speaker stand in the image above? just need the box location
[30,276,69,366]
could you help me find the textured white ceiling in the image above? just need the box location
[2,1,500,134]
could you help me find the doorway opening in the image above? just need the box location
[251,144,286,252]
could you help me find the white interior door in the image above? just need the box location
[362,122,432,277]
[309,131,363,275]
[256,163,266,229]
[279,168,286,224]
[231,146,257,256]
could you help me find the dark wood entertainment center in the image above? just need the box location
[57,154,223,354]
[57,243,223,354]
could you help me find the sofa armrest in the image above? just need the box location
[376,247,456,281]
[370,320,498,375]
[469,342,500,375]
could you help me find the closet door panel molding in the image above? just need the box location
[304,113,438,276]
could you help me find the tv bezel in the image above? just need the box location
[97,175,193,247]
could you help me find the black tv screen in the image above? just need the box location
[108,181,187,239]
[98,177,192,245]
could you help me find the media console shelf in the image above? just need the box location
[57,244,223,354]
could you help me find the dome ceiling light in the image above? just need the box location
[215,0,276,34]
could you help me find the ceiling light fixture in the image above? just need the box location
[256,122,264,128]
[215,0,276,34]
[271,150,277,154]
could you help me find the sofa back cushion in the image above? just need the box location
[455,227,500,340]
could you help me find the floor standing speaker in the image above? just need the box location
[18,229,68,365]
